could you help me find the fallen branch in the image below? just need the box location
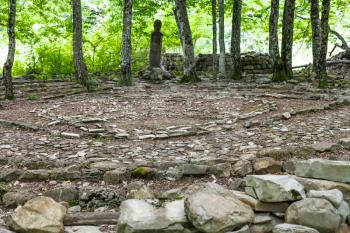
[0,119,41,131]
[329,29,350,57]
[64,212,119,226]
[292,60,350,69]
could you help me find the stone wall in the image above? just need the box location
[162,52,273,75]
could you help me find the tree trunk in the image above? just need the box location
[174,0,200,83]
[318,0,331,88]
[212,0,218,76]
[2,0,16,100]
[174,8,183,46]
[269,0,287,82]
[310,0,321,74]
[281,0,295,80]
[120,0,133,86]
[218,0,226,78]
[72,0,90,90]
[231,0,242,80]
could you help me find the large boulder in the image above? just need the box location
[245,175,305,202]
[285,198,341,233]
[307,189,343,208]
[273,224,319,233]
[9,196,67,233]
[295,159,350,183]
[185,183,254,233]
[117,199,195,233]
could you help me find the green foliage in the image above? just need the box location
[0,0,349,78]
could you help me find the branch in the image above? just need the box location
[329,29,350,54]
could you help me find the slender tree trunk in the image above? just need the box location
[281,0,295,80]
[72,0,90,90]
[269,0,287,82]
[120,0,133,86]
[174,8,183,46]
[218,0,226,78]
[310,0,321,74]
[174,0,200,83]
[2,0,16,100]
[212,0,218,76]
[231,0,242,79]
[318,0,331,88]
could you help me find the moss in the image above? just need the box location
[27,95,39,101]
[132,167,155,178]
[179,73,201,83]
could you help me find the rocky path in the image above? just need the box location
[0,77,350,232]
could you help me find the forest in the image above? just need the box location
[1,0,350,233]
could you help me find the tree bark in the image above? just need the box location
[218,0,226,78]
[318,0,331,88]
[2,0,16,100]
[269,0,287,82]
[231,0,242,80]
[72,0,90,90]
[310,0,321,74]
[120,0,133,86]
[174,0,200,83]
[281,0,295,80]
[212,0,218,76]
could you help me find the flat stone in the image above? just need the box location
[19,169,50,182]
[256,147,291,161]
[104,168,129,185]
[44,187,79,203]
[61,132,80,138]
[232,191,289,212]
[295,159,350,183]
[245,175,305,202]
[180,164,208,176]
[2,191,36,208]
[285,198,341,233]
[339,137,350,149]
[253,157,282,174]
[273,224,320,233]
[310,142,337,153]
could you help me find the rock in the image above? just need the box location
[282,112,291,119]
[131,167,158,179]
[19,169,50,182]
[310,142,337,153]
[44,187,79,203]
[2,191,35,208]
[253,157,282,174]
[0,183,8,200]
[273,224,320,233]
[104,168,130,185]
[9,197,67,233]
[250,214,283,233]
[185,183,254,233]
[61,132,80,138]
[245,175,305,202]
[295,159,350,183]
[226,225,250,233]
[232,190,289,212]
[124,182,156,200]
[232,160,253,177]
[285,198,341,233]
[180,164,209,176]
[307,189,343,208]
[257,148,291,161]
[287,146,316,159]
[65,226,102,233]
[0,227,16,233]
[296,177,350,203]
[117,199,194,233]
[207,163,232,177]
[165,167,183,181]
[339,137,350,149]
[64,212,119,226]
[337,201,350,223]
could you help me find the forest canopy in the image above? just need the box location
[0,0,349,76]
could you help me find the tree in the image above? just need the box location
[310,0,331,88]
[212,0,218,76]
[2,0,16,100]
[174,0,200,83]
[269,0,287,82]
[72,0,90,90]
[120,0,133,86]
[231,0,242,80]
[281,0,296,80]
[218,0,226,78]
